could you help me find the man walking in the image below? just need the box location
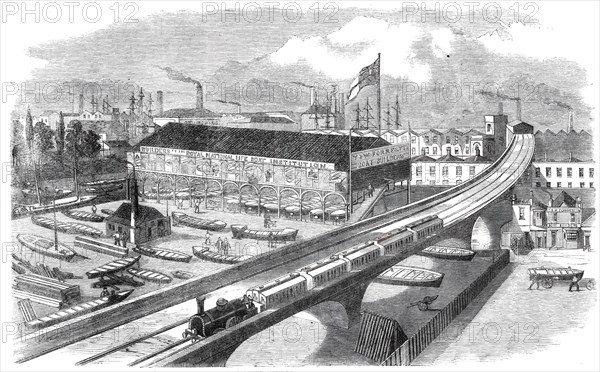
[223,238,231,255]
[368,183,374,197]
[215,237,223,254]
[569,275,580,292]
[204,230,212,246]
[194,198,200,213]
[113,232,120,246]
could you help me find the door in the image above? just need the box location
[551,231,557,247]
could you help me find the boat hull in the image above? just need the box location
[25,289,133,329]
[86,255,141,279]
[16,234,76,261]
[192,246,250,264]
[375,265,444,288]
[230,224,298,242]
[127,268,172,284]
[31,215,102,238]
[171,212,227,231]
[418,247,476,261]
[13,195,97,216]
[62,209,105,223]
[133,246,192,263]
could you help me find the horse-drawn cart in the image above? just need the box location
[528,267,594,289]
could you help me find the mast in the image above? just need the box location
[129,165,139,245]
[385,102,392,129]
[376,52,381,136]
[394,93,400,129]
[354,103,361,129]
[53,197,58,251]
[325,93,331,129]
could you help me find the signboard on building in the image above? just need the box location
[350,142,410,171]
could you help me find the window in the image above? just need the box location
[454,147,459,155]
[465,147,469,154]
[535,168,541,177]
[546,182,551,188]
[411,148,416,155]
[433,136,438,144]
[442,166,448,176]
[389,137,395,143]
[567,182,572,188]
[567,168,572,177]
[455,135,459,143]
[556,168,562,177]
[425,147,430,155]
[442,180,449,185]
[487,123,492,132]
[416,166,422,176]
[590,168,594,177]
[446,136,451,144]
[432,147,437,155]
[429,166,435,176]
[553,212,558,221]
[469,166,476,176]
[411,136,416,143]
[566,232,578,241]
[557,182,561,188]
[580,182,585,188]
[429,180,436,185]
[416,180,422,185]
[456,180,462,184]
[519,207,525,220]
[570,213,575,222]
[591,182,595,188]
[536,182,541,187]
[546,167,551,177]
[456,167,462,176]
[579,168,584,177]
[424,135,430,144]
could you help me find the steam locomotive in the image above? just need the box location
[183,215,443,341]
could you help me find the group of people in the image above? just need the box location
[112,232,128,247]
[264,212,274,228]
[214,237,231,255]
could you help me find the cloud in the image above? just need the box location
[268,16,431,82]
[430,28,454,58]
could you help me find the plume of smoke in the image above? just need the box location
[154,65,201,85]
[541,98,572,110]
[215,99,241,106]
[478,89,520,101]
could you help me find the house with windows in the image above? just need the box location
[545,191,584,249]
[501,192,548,249]
[105,202,171,244]
[530,154,595,189]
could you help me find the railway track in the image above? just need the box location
[75,318,192,366]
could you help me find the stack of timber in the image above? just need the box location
[74,236,129,258]
[17,299,38,323]
[13,274,81,308]
[354,311,407,363]
[35,263,58,280]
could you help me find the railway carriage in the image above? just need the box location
[247,272,307,308]
[375,227,415,254]
[342,243,383,271]
[303,257,347,288]
[406,215,443,239]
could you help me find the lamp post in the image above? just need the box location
[348,123,361,215]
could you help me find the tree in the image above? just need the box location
[10,118,25,178]
[56,112,65,156]
[28,121,55,204]
[81,130,101,158]
[65,120,84,197]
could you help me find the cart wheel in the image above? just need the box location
[586,280,595,290]
[417,302,428,311]
[542,278,553,289]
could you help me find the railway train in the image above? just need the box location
[182,214,443,341]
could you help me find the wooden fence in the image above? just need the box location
[380,249,510,366]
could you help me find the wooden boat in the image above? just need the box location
[86,255,141,279]
[101,209,115,215]
[418,246,476,261]
[25,289,134,329]
[171,212,227,231]
[31,215,102,237]
[84,183,123,194]
[13,195,97,216]
[22,188,73,199]
[127,268,172,284]
[171,270,195,280]
[12,262,27,275]
[16,234,76,261]
[375,265,444,287]
[132,245,192,263]
[192,246,251,264]
[62,209,105,223]
[80,178,125,187]
[230,224,298,242]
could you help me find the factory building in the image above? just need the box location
[128,122,410,215]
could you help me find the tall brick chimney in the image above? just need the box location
[498,101,504,115]
[516,99,522,121]
[567,109,574,132]
[195,83,203,113]
[156,91,164,116]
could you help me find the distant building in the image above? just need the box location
[545,191,584,249]
[531,155,595,189]
[105,202,171,244]
[103,140,132,158]
[410,148,491,186]
[501,192,548,249]
[581,212,595,250]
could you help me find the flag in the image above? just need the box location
[347,55,380,103]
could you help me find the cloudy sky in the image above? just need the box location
[3,1,598,132]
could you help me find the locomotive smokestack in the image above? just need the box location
[195,83,203,113]
[156,91,164,116]
[196,296,205,314]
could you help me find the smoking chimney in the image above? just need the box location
[78,93,84,114]
[196,296,205,314]
[516,99,522,121]
[498,101,504,115]
[195,83,203,113]
[156,91,164,116]
[567,109,574,132]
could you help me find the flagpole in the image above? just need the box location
[377,53,381,137]
[407,120,412,205]
[348,126,353,215]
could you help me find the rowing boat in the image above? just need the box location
[171,212,227,231]
[418,246,476,261]
[31,215,102,237]
[22,188,73,199]
[86,255,141,279]
[62,209,105,223]
[13,195,97,216]
[127,268,172,284]
[25,289,133,329]
[80,178,125,187]
[192,246,251,264]
[101,209,115,215]
[84,183,123,194]
[230,224,298,242]
[133,245,192,263]
[375,265,444,287]
[16,234,76,261]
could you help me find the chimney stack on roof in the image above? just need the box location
[516,99,522,121]
[498,101,504,115]
[195,83,203,113]
[568,109,574,132]
[156,91,164,116]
